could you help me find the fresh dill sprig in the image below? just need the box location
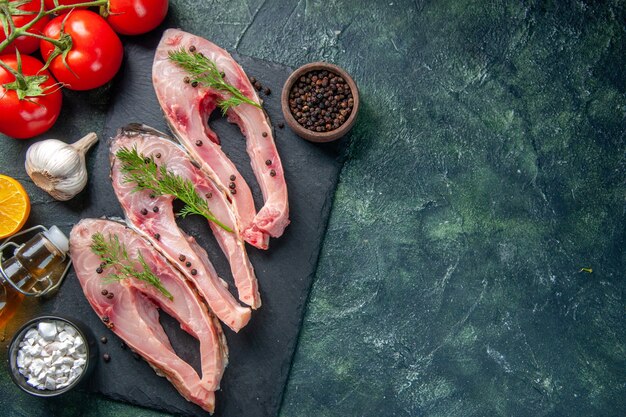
[167,47,262,115]
[90,232,173,300]
[115,146,233,233]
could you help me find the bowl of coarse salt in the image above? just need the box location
[8,316,98,397]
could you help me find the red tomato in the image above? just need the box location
[39,10,123,91]
[0,0,50,54]
[105,0,168,36]
[0,55,63,139]
[43,0,88,11]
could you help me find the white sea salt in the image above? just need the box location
[16,320,87,391]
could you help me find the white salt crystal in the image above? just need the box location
[16,320,87,391]
[37,322,57,341]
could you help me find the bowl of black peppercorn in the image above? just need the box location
[281,62,359,143]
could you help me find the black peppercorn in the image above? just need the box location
[289,69,353,132]
[229,174,236,181]
[140,208,148,215]
[191,269,197,275]
[196,140,203,146]
[100,336,108,344]
[103,353,111,362]
[153,206,159,213]
[185,261,191,267]
[101,289,108,296]
[179,254,186,262]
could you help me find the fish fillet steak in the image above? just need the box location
[111,124,261,309]
[70,219,227,413]
[153,29,290,249]
[109,127,252,332]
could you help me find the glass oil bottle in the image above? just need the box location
[0,226,70,328]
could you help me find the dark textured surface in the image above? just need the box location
[1,0,626,416]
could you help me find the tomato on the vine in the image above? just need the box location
[0,54,63,139]
[105,0,168,36]
[0,0,50,55]
[39,10,123,91]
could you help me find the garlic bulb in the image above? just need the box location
[25,133,99,201]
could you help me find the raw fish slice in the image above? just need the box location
[153,29,290,248]
[70,219,226,413]
[111,124,261,309]
[109,129,251,332]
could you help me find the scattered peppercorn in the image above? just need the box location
[253,81,262,91]
[102,316,109,323]
[100,336,108,344]
[153,206,159,213]
[155,153,161,159]
[262,132,268,137]
[103,353,111,362]
[101,289,108,296]
[107,293,114,300]
[229,182,236,189]
[230,189,237,194]
[288,69,354,132]
[189,45,196,52]
[278,122,285,129]
[183,76,190,84]
[185,261,191,267]
[196,140,203,146]
[264,87,271,95]
[265,159,272,166]
[191,269,197,276]
[270,169,276,177]
[140,208,148,215]
[249,76,256,84]
[205,192,212,199]
[154,233,160,241]
[191,81,199,88]
[230,174,236,181]
[96,267,103,274]
[179,254,186,262]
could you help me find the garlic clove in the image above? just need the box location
[25,133,98,201]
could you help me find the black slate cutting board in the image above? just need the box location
[38,27,348,417]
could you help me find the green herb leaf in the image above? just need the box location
[115,146,233,233]
[90,232,173,300]
[167,47,262,115]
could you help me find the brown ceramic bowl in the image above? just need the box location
[281,62,359,143]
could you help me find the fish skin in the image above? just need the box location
[70,218,227,413]
[109,130,252,331]
[110,125,261,309]
[153,29,290,249]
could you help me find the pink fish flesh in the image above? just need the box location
[109,126,252,331]
[70,219,227,413]
[110,124,261,309]
[153,29,290,249]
